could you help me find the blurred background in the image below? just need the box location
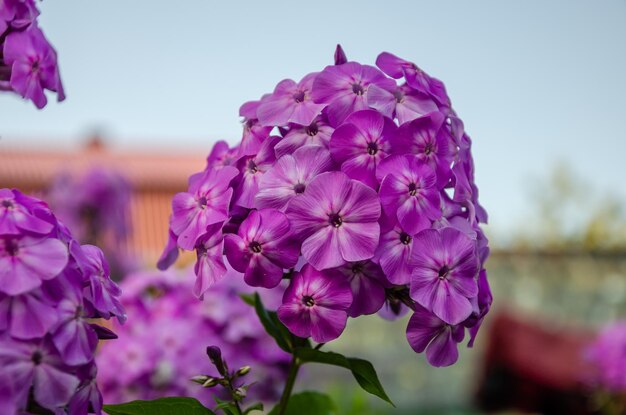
[1,1,626,413]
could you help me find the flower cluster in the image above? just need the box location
[0,0,64,108]
[97,267,290,406]
[47,167,134,278]
[160,46,491,367]
[585,322,626,392]
[0,188,125,414]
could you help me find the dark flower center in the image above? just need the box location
[1,199,12,209]
[293,183,306,194]
[305,123,319,136]
[329,213,343,228]
[408,182,419,196]
[249,241,262,254]
[351,262,364,275]
[247,159,258,174]
[352,83,365,96]
[400,233,412,245]
[423,143,435,156]
[31,60,41,74]
[302,295,315,307]
[393,89,405,104]
[5,239,19,256]
[293,91,306,103]
[74,305,84,320]
[197,196,208,209]
[32,351,43,365]
[438,265,450,280]
[367,141,378,155]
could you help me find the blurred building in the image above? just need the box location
[0,137,205,265]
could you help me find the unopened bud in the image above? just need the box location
[191,375,209,385]
[202,377,219,388]
[234,387,247,400]
[236,366,251,377]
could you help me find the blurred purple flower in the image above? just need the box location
[0,235,68,295]
[2,24,64,109]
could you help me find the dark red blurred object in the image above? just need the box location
[476,310,596,414]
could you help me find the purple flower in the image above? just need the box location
[467,269,492,347]
[0,289,57,339]
[376,51,450,108]
[73,243,125,321]
[311,61,395,127]
[232,136,279,208]
[367,83,438,125]
[171,165,239,250]
[0,235,68,295]
[256,145,334,211]
[398,112,457,188]
[206,140,239,169]
[69,364,103,415]
[330,109,399,188]
[193,223,227,297]
[2,24,65,109]
[225,209,299,288]
[286,171,381,270]
[0,188,53,235]
[0,0,39,32]
[157,227,179,271]
[257,72,327,127]
[337,261,386,318]
[373,221,415,286]
[278,264,352,342]
[0,337,80,410]
[97,268,289,405]
[50,284,99,366]
[239,100,273,156]
[410,227,479,325]
[377,154,441,234]
[274,115,334,158]
[586,322,626,391]
[406,305,465,367]
[334,44,347,65]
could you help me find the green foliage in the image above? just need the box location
[295,348,393,405]
[103,397,216,415]
[268,391,336,415]
[242,402,264,414]
[252,292,293,352]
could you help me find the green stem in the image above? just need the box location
[277,355,301,415]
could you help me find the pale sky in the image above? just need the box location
[1,0,625,244]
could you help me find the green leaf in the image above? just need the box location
[253,293,293,352]
[243,402,264,414]
[213,398,238,415]
[268,391,336,415]
[103,397,216,415]
[295,348,393,405]
[239,293,256,307]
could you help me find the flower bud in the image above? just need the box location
[206,345,227,376]
[234,387,247,400]
[235,366,251,377]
